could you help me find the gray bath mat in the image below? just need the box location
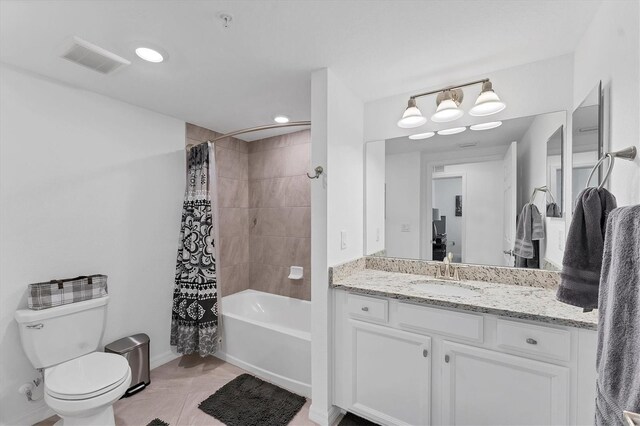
[198,373,306,426]
[147,419,169,426]
[338,412,380,426]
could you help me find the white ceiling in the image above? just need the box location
[385,115,536,155]
[0,1,600,141]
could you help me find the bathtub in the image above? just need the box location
[216,290,311,397]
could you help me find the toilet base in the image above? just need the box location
[53,405,115,426]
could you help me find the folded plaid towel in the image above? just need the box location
[28,275,108,310]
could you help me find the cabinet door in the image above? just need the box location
[351,320,431,426]
[442,341,570,426]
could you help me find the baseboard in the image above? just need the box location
[150,350,181,370]
[215,351,311,398]
[2,403,55,426]
[309,404,342,426]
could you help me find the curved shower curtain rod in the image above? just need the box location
[186,121,311,149]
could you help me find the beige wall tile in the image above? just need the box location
[249,178,288,208]
[219,263,250,297]
[218,234,249,266]
[216,146,248,180]
[285,207,311,238]
[217,178,248,208]
[284,143,311,176]
[218,208,248,238]
[186,123,218,142]
[285,175,311,207]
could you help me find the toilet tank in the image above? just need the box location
[14,296,109,369]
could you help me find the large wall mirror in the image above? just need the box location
[365,110,568,271]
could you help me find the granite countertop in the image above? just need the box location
[331,269,598,330]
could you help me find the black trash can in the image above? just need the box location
[105,333,150,397]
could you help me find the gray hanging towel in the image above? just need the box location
[514,203,544,260]
[556,187,617,310]
[595,205,640,425]
[546,202,561,218]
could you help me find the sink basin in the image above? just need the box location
[409,280,480,297]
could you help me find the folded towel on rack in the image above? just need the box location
[513,203,544,262]
[556,187,616,310]
[595,205,640,425]
[546,202,561,218]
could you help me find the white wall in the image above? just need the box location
[385,153,421,259]
[364,140,385,255]
[310,68,364,425]
[364,54,574,143]
[443,161,505,266]
[0,66,185,426]
[573,0,639,206]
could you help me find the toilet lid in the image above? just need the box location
[46,352,130,400]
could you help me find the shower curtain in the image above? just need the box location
[170,143,218,356]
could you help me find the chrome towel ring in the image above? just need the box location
[585,146,637,190]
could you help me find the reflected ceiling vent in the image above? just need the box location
[61,37,130,74]
[458,142,478,149]
[434,165,445,173]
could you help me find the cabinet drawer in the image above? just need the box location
[347,294,388,323]
[397,302,483,343]
[496,319,571,361]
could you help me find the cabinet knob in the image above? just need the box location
[526,338,538,345]
[445,354,450,363]
[361,306,369,312]
[423,349,428,358]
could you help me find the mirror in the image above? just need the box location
[365,110,567,270]
[546,126,563,218]
[572,81,603,207]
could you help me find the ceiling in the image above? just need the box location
[385,115,535,155]
[0,1,600,141]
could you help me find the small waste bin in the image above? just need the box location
[105,333,150,397]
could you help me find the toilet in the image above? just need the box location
[15,296,131,426]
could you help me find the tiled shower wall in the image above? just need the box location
[185,124,311,300]
[186,123,250,297]
[248,130,311,300]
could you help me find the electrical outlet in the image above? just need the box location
[341,230,347,250]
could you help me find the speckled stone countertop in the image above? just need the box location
[331,269,598,330]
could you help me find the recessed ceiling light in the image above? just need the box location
[470,121,503,131]
[409,132,435,140]
[135,47,164,63]
[274,115,290,124]
[437,127,467,136]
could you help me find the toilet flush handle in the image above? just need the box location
[26,323,44,329]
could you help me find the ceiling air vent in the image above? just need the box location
[458,142,478,149]
[61,37,130,74]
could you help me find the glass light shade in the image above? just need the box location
[469,90,506,116]
[409,131,435,140]
[437,126,467,136]
[397,106,427,128]
[431,99,464,123]
[135,47,164,63]
[470,121,502,131]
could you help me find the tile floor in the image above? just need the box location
[36,355,317,426]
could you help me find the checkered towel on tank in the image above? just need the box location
[27,274,108,310]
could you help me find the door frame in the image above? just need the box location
[431,172,466,263]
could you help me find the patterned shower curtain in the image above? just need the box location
[170,143,218,356]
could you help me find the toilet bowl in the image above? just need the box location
[44,352,131,425]
[14,296,132,426]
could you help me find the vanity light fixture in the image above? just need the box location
[409,131,436,140]
[470,121,503,131]
[437,127,467,136]
[273,115,290,124]
[135,47,164,63]
[397,78,506,128]
[397,98,427,128]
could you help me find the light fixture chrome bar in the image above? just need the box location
[186,121,311,149]
[409,78,489,100]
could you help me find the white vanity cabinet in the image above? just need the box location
[333,290,597,426]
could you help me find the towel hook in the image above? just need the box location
[307,166,324,179]
[585,146,637,190]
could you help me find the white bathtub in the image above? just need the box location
[216,289,311,397]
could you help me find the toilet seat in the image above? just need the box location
[45,352,130,400]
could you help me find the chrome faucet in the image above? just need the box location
[435,252,460,280]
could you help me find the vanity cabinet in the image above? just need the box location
[350,321,431,425]
[333,290,597,426]
[441,341,569,425]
